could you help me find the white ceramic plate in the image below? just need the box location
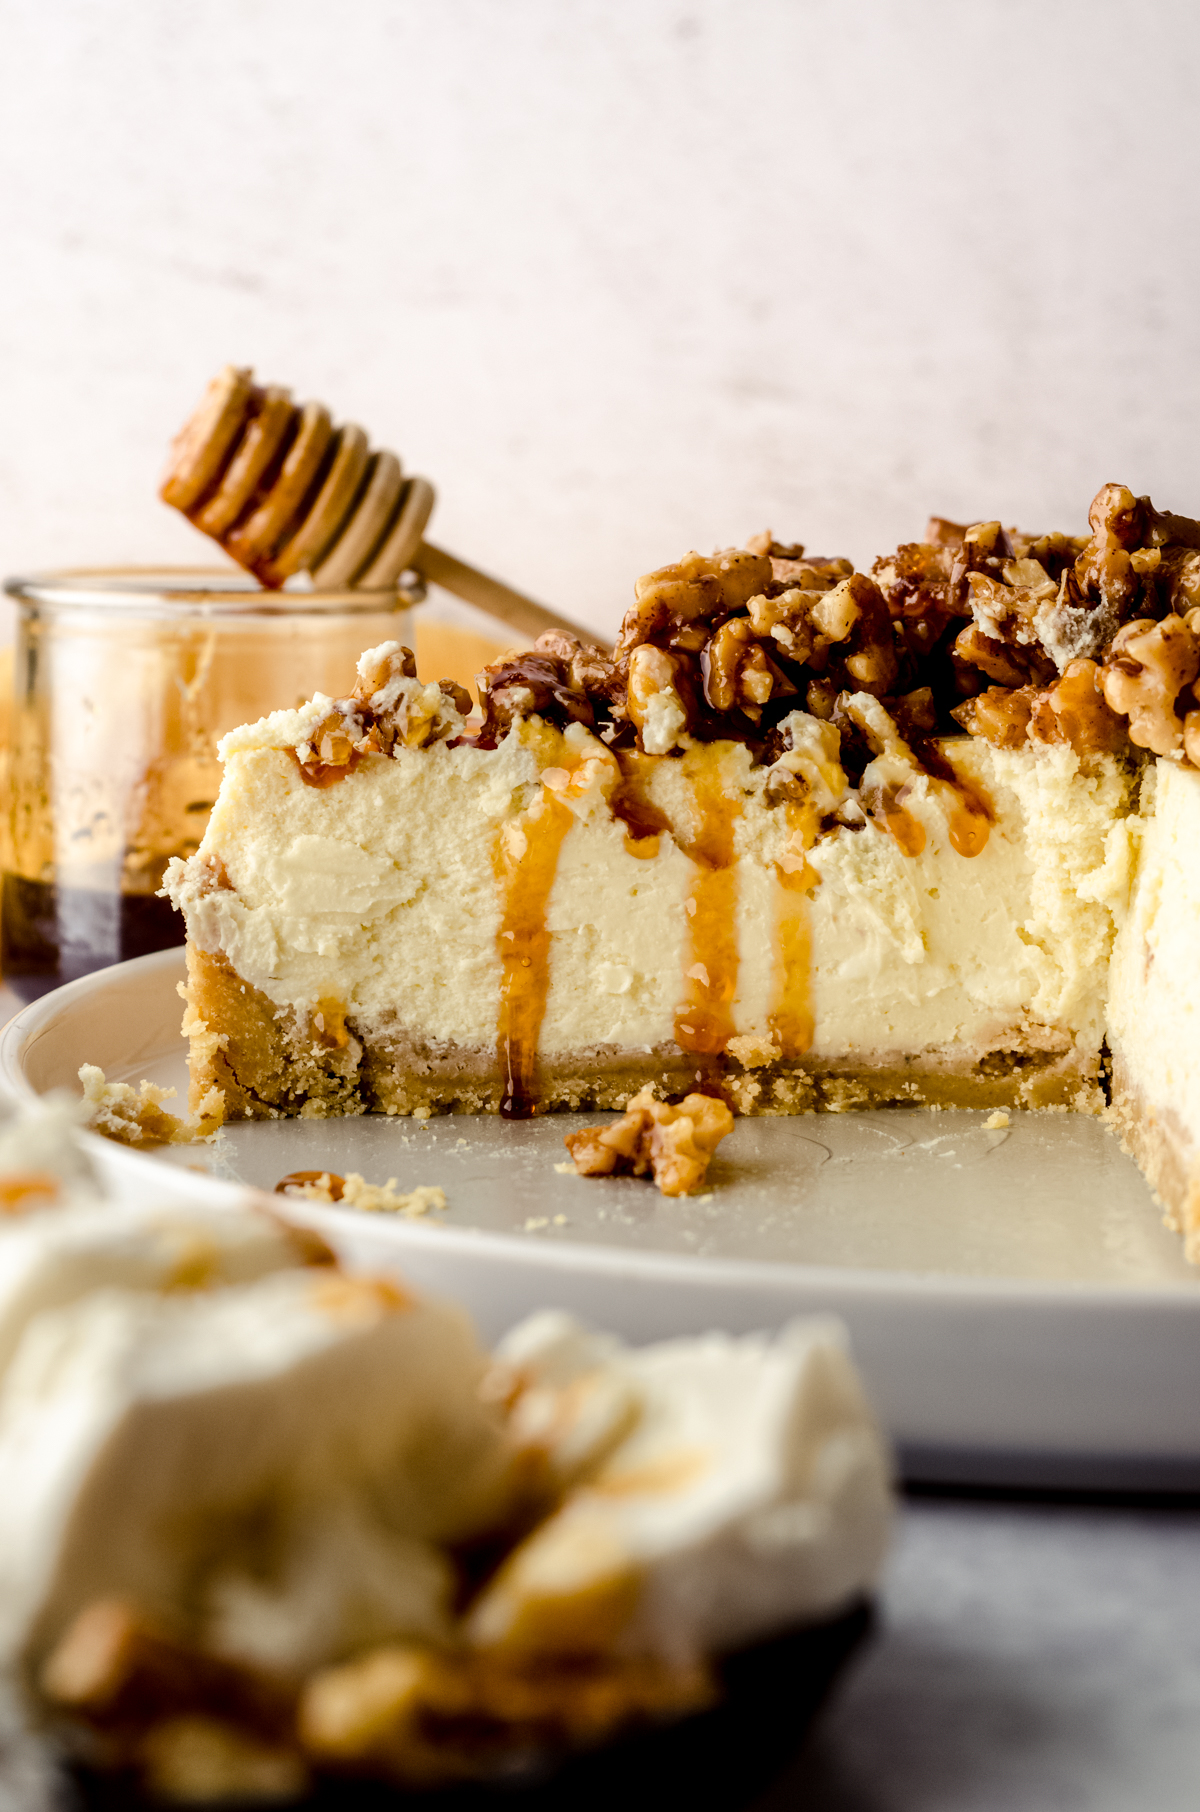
[4,949,1199,1490]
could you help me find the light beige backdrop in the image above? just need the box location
[1,0,1198,642]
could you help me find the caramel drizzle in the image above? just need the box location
[916,739,993,857]
[674,759,742,1065]
[770,805,816,1059]
[863,781,927,857]
[493,788,575,1118]
[610,752,672,860]
[275,1170,344,1199]
[866,743,993,859]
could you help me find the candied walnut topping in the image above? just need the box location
[615,547,773,657]
[1100,612,1200,756]
[474,632,623,749]
[437,482,1200,777]
[290,642,469,784]
[563,1087,735,1196]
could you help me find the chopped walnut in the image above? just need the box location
[1074,482,1146,615]
[701,615,796,720]
[951,685,1037,749]
[1027,659,1127,755]
[299,1641,713,1787]
[616,548,772,657]
[763,711,849,815]
[953,660,1125,758]
[312,485,1200,775]
[625,645,694,754]
[952,621,1047,690]
[873,535,967,660]
[474,633,622,747]
[563,1087,735,1196]
[1100,612,1200,755]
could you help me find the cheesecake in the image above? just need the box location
[163,482,1200,1250]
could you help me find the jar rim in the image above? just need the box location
[3,565,426,618]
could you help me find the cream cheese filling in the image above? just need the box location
[165,716,1136,1065]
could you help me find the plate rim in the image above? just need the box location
[4,949,1198,1313]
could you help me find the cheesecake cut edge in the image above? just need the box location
[181,942,1101,1123]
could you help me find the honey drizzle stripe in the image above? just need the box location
[674,762,742,1063]
[770,806,816,1059]
[493,790,576,1118]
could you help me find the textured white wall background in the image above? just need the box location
[1,0,1199,641]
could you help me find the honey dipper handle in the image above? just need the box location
[413,541,605,651]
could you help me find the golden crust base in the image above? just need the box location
[1109,1052,1200,1264]
[182,946,1099,1123]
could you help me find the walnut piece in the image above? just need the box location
[475,633,623,747]
[616,548,772,657]
[701,616,796,720]
[563,1087,735,1196]
[1100,613,1200,756]
[625,645,693,754]
[953,660,1125,758]
[1027,659,1127,755]
[951,685,1037,749]
[299,1641,712,1787]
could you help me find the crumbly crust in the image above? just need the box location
[183,946,1098,1122]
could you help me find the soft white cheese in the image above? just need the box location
[0,1199,316,1383]
[166,721,1134,1068]
[0,1269,516,1679]
[1108,761,1200,1189]
[467,1311,892,1664]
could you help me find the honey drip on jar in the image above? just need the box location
[674,755,742,1064]
[493,786,575,1118]
[771,805,816,1058]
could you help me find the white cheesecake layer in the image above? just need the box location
[1107,761,1200,1248]
[167,715,1136,1065]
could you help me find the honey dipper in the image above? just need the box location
[161,366,592,646]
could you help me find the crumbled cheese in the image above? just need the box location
[78,1066,224,1147]
[296,1173,447,1217]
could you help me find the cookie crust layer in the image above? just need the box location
[184,946,1098,1122]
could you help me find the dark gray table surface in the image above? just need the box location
[760,1490,1200,1811]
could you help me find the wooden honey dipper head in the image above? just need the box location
[161,366,594,646]
[161,366,435,591]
